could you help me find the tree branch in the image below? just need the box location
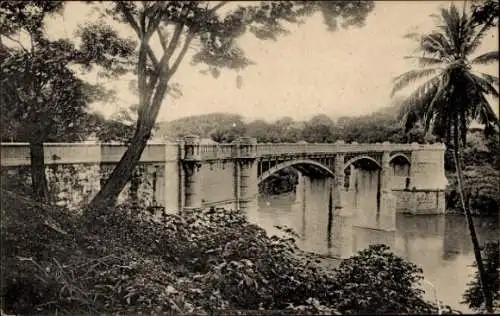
[117,2,159,69]
[117,2,142,38]
[143,35,194,128]
[139,8,147,36]
[170,34,194,76]
[144,22,186,106]
[138,33,194,128]
[1,35,29,53]
[157,27,169,51]
[145,2,165,39]
[145,47,159,70]
[164,23,184,68]
[210,1,230,14]
[137,38,149,120]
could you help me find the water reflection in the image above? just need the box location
[256,183,499,313]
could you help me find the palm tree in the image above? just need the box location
[391,2,499,313]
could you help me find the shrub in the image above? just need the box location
[462,241,500,313]
[329,244,437,314]
[2,189,444,315]
[446,166,500,216]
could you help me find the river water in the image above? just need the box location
[255,183,499,313]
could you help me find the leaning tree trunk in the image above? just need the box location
[452,131,493,313]
[88,126,151,210]
[29,140,49,202]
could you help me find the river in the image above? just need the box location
[255,185,499,313]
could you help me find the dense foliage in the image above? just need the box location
[462,241,500,312]
[155,113,247,142]
[1,189,444,315]
[0,1,134,201]
[445,130,500,216]
[471,0,499,26]
[155,108,430,144]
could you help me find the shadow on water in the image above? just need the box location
[257,185,499,313]
[327,189,333,251]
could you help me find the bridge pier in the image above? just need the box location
[330,148,354,259]
[392,143,447,215]
[183,136,203,210]
[295,172,304,204]
[333,151,345,210]
[237,137,258,219]
[378,147,396,231]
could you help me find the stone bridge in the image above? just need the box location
[1,136,447,217]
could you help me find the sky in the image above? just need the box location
[45,1,499,123]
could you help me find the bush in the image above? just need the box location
[444,131,500,217]
[446,166,500,216]
[2,189,444,315]
[462,241,500,313]
[330,245,437,314]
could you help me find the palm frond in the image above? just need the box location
[396,75,442,130]
[458,2,479,56]
[471,51,499,65]
[430,109,452,140]
[424,73,450,130]
[403,32,421,42]
[474,93,499,126]
[473,71,499,86]
[403,55,445,67]
[471,73,500,99]
[439,4,461,50]
[391,68,442,96]
[421,32,454,58]
[424,105,439,135]
[465,18,495,56]
[461,2,476,50]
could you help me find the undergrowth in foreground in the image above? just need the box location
[1,189,448,315]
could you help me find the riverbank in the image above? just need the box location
[445,207,500,218]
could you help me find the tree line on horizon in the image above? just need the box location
[152,109,436,144]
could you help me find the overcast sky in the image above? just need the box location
[47,1,499,123]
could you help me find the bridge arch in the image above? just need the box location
[344,155,381,171]
[258,159,334,184]
[389,153,411,165]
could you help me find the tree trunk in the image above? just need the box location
[88,128,150,209]
[452,140,493,313]
[29,140,48,202]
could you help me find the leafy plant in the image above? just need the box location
[0,1,134,201]
[2,189,444,315]
[463,241,500,313]
[330,244,438,314]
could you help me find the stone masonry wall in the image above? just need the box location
[1,163,160,211]
[393,189,446,215]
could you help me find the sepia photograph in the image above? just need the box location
[0,1,499,315]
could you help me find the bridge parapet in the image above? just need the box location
[0,142,178,166]
[253,142,445,157]
[198,144,236,160]
[237,137,257,159]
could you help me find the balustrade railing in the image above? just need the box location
[254,142,431,156]
[198,144,236,160]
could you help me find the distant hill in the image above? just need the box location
[154,113,246,141]
[153,104,405,142]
